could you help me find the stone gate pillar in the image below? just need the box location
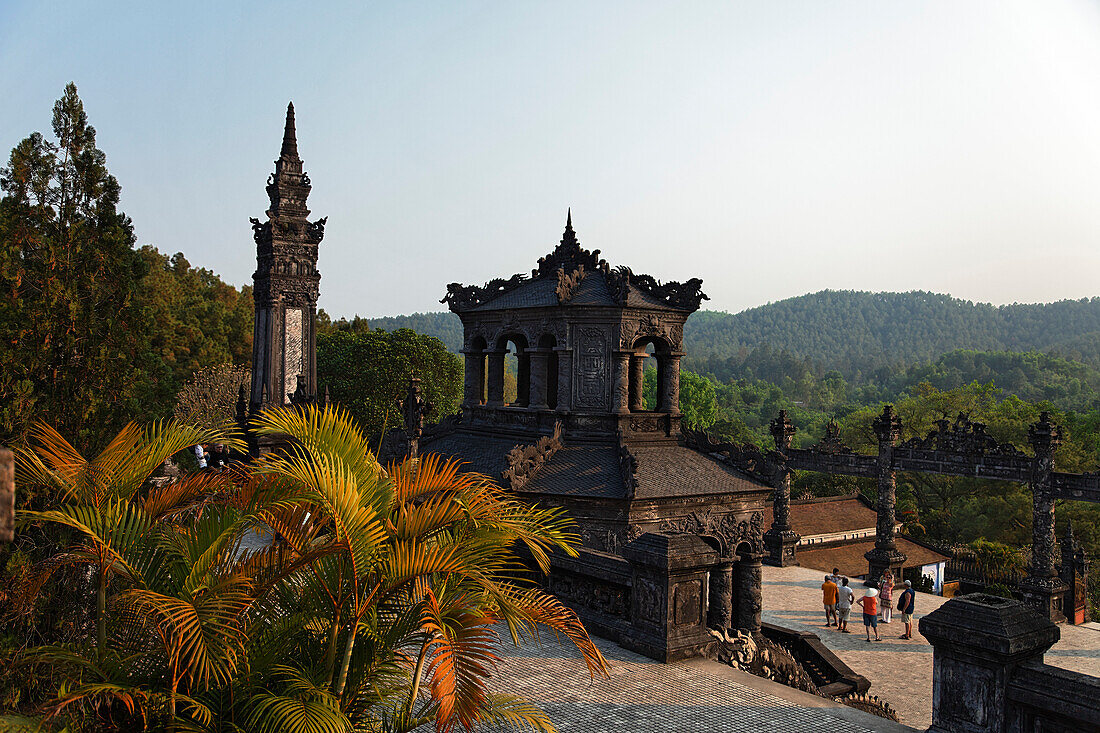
[527,348,551,409]
[764,411,800,567]
[554,346,573,411]
[461,349,484,408]
[734,551,764,634]
[1020,412,1067,622]
[485,349,507,407]
[865,405,906,585]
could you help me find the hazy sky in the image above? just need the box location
[4,1,1100,318]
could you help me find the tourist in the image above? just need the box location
[836,577,854,633]
[897,579,916,640]
[879,570,894,624]
[856,587,880,642]
[828,566,842,587]
[822,575,839,627]
[193,443,207,470]
[208,443,228,469]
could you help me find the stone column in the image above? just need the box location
[1020,412,1068,622]
[485,349,506,407]
[707,561,733,630]
[734,552,764,634]
[629,354,647,411]
[555,346,573,412]
[920,594,1059,733]
[763,411,800,567]
[461,349,484,408]
[527,348,550,409]
[611,351,631,414]
[865,405,906,585]
[659,353,684,416]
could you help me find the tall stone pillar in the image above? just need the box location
[707,561,734,630]
[629,354,647,411]
[461,349,484,408]
[516,351,530,407]
[555,346,573,411]
[920,594,1059,733]
[485,349,506,407]
[611,351,631,414]
[734,552,763,634]
[865,405,906,585]
[764,411,800,567]
[1020,412,1067,622]
[528,349,550,409]
[659,353,683,416]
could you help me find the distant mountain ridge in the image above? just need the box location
[358,290,1100,383]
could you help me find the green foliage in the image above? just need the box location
[317,329,462,438]
[318,310,464,354]
[0,83,162,450]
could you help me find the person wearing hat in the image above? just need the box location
[897,579,916,640]
[855,586,881,642]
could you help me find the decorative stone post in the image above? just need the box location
[461,349,484,408]
[707,561,733,630]
[920,594,1059,733]
[485,349,506,407]
[399,378,432,461]
[555,346,573,412]
[1020,412,1067,622]
[611,351,631,414]
[629,354,647,411]
[763,411,800,567]
[734,551,764,634]
[527,348,550,409]
[659,352,683,416]
[865,404,906,585]
[621,533,720,662]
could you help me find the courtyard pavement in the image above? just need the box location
[762,564,1100,729]
[486,625,917,733]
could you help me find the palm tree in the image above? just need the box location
[249,405,608,732]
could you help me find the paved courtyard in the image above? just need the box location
[762,564,1100,728]
[486,625,916,733]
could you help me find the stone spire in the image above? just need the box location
[249,103,326,418]
[561,208,577,248]
[280,102,299,160]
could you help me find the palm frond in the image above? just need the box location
[475,694,557,733]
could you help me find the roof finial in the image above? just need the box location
[560,207,577,248]
[281,102,299,160]
[566,207,572,230]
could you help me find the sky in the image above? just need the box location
[3,1,1100,319]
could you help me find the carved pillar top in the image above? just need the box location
[1028,411,1063,464]
[399,378,433,441]
[873,404,902,445]
[769,410,796,452]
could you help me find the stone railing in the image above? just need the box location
[920,593,1100,732]
[760,622,870,697]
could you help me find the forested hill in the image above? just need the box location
[684,291,1100,381]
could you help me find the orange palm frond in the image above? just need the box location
[421,590,500,733]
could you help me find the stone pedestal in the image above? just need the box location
[763,527,800,567]
[621,533,720,662]
[920,593,1059,733]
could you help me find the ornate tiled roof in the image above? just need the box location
[441,212,708,314]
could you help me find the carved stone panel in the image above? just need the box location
[673,579,703,626]
[576,327,609,409]
[635,576,663,626]
[283,307,304,404]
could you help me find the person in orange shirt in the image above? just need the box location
[821,575,839,627]
[855,587,880,642]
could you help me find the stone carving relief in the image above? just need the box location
[605,266,709,311]
[549,572,628,619]
[813,420,853,454]
[501,420,564,490]
[282,308,304,404]
[555,265,587,303]
[634,576,663,625]
[576,328,609,409]
[673,579,703,626]
[682,429,785,487]
[659,509,765,557]
[442,273,529,311]
[580,524,642,554]
[898,413,1027,456]
[617,436,639,499]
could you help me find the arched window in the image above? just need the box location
[629,336,671,412]
[496,334,529,407]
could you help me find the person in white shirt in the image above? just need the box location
[835,577,855,633]
[193,444,207,469]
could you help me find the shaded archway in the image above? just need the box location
[629,336,671,412]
